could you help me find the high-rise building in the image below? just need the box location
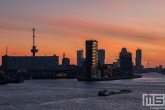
[77,50,83,66]
[117,59,120,67]
[62,53,70,65]
[85,40,98,78]
[135,48,142,72]
[119,47,133,76]
[98,49,105,66]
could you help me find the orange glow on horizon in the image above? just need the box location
[1,1,165,68]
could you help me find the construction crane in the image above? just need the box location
[114,56,118,61]
[147,60,150,73]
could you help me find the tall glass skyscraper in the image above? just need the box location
[85,40,98,78]
[77,50,83,66]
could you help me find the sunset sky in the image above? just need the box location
[0,0,165,67]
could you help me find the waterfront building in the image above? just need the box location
[85,40,99,78]
[119,47,133,76]
[77,50,83,66]
[2,55,57,78]
[101,64,113,78]
[2,55,59,70]
[81,59,86,77]
[135,48,142,72]
[98,49,105,66]
[1,28,76,79]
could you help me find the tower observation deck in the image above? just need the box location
[31,28,38,56]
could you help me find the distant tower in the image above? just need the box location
[147,60,150,69]
[119,47,133,76]
[77,49,83,66]
[147,60,150,73]
[62,53,70,65]
[6,45,8,56]
[98,49,105,66]
[31,28,38,56]
[63,52,65,58]
[135,48,142,72]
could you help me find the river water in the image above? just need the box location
[0,72,165,110]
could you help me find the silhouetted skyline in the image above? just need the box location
[0,0,165,67]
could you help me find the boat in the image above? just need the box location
[77,75,142,81]
[120,89,131,92]
[98,90,110,96]
[98,89,131,96]
[0,71,24,85]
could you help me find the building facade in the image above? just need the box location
[135,48,142,72]
[62,58,70,65]
[1,55,73,78]
[98,49,105,66]
[1,54,79,79]
[101,64,113,78]
[77,50,83,66]
[85,40,98,78]
[2,55,59,70]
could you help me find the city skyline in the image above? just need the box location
[1,0,165,67]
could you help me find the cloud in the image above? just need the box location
[49,18,165,46]
[1,11,164,47]
[1,13,165,48]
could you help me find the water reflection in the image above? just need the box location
[0,72,164,110]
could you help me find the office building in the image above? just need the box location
[2,55,59,70]
[101,64,113,78]
[77,50,83,66]
[85,40,98,78]
[98,49,105,66]
[1,55,79,78]
[62,53,70,65]
[62,58,70,65]
[1,55,59,77]
[119,47,133,76]
[135,48,142,72]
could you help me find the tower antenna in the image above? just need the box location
[6,45,8,56]
[63,52,65,58]
[31,28,38,56]
[147,60,150,73]
[147,60,150,68]
[33,28,35,46]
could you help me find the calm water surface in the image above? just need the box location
[0,72,165,110]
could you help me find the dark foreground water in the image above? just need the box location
[0,72,165,110]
